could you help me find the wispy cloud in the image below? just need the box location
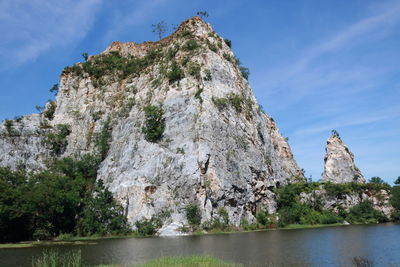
[294,106,400,135]
[259,0,400,101]
[287,1,400,77]
[0,0,102,69]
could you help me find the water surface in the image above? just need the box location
[1,224,399,266]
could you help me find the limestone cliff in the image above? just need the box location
[0,17,304,234]
[322,134,365,184]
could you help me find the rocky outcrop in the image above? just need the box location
[322,134,365,183]
[0,17,304,233]
[300,187,393,217]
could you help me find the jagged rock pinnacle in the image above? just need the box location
[322,134,365,183]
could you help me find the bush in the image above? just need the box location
[185,203,201,227]
[4,119,15,135]
[187,62,201,80]
[320,211,342,224]
[166,45,179,60]
[44,124,71,155]
[256,210,268,227]
[211,93,251,113]
[183,39,200,51]
[347,201,387,224]
[224,39,232,48]
[95,118,112,160]
[240,219,257,231]
[352,256,373,267]
[218,207,229,228]
[239,66,250,80]
[142,105,165,142]
[43,101,56,120]
[194,87,203,103]
[203,69,212,81]
[135,217,162,236]
[166,61,184,83]
[212,96,229,110]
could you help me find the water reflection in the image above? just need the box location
[1,224,399,267]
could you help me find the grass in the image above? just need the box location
[32,249,83,267]
[0,240,97,249]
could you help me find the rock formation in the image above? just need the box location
[322,133,365,183]
[0,17,304,234]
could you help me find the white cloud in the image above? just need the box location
[0,0,102,69]
[258,1,400,100]
[289,1,400,76]
[295,111,400,136]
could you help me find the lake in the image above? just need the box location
[1,224,399,266]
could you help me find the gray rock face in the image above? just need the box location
[322,135,365,183]
[0,114,51,171]
[0,17,304,233]
[300,188,393,217]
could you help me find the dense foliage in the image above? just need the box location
[44,124,71,155]
[274,181,388,227]
[0,155,130,242]
[95,118,113,160]
[390,186,400,221]
[185,204,201,227]
[63,50,164,87]
[347,201,387,224]
[142,104,165,142]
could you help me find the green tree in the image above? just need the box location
[347,201,387,224]
[96,118,113,160]
[394,176,400,185]
[142,105,165,142]
[152,21,168,40]
[196,11,209,19]
[368,176,387,185]
[44,124,71,155]
[185,203,201,227]
[331,129,340,138]
[82,53,89,62]
[49,84,59,95]
[76,180,130,236]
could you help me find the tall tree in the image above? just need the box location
[152,21,168,40]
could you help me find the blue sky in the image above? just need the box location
[0,0,399,183]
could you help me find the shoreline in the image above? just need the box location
[0,222,363,249]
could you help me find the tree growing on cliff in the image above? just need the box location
[49,84,59,95]
[152,21,168,40]
[196,11,209,19]
[331,129,340,138]
[82,53,89,62]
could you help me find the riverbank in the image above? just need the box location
[0,222,350,249]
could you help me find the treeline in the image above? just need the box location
[274,179,400,227]
[0,155,130,242]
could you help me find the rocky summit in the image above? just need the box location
[0,17,304,235]
[322,133,365,184]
